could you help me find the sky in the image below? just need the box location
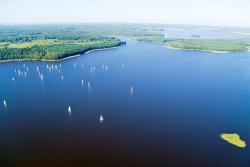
[0,0,250,27]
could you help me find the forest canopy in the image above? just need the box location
[0,25,128,61]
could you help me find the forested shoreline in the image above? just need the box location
[0,25,126,61]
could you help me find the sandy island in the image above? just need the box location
[220,133,246,148]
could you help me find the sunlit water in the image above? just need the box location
[0,41,250,167]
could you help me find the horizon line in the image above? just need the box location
[0,21,249,29]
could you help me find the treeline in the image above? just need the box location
[136,37,167,43]
[167,39,250,52]
[0,39,125,61]
[0,26,126,61]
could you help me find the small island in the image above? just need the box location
[220,133,246,148]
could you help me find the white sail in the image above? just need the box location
[3,100,7,107]
[99,115,104,122]
[130,86,134,94]
[87,81,91,89]
[68,106,72,113]
[40,74,44,80]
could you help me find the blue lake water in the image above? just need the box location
[0,41,250,167]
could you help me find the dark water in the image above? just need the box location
[0,41,250,167]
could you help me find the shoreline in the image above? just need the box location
[165,45,232,54]
[233,31,250,36]
[0,45,122,63]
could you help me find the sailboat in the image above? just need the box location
[87,81,91,89]
[40,74,44,80]
[99,115,104,123]
[3,100,7,107]
[68,106,72,114]
[130,86,134,94]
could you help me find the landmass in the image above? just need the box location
[0,30,125,61]
[220,133,246,148]
[136,37,250,53]
[135,37,166,44]
[0,24,168,62]
[166,39,250,53]
[2,24,250,61]
[233,31,250,36]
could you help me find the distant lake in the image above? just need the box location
[0,40,250,167]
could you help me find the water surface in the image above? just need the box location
[0,41,250,167]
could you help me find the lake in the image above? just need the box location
[0,40,250,167]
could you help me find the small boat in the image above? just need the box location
[81,80,84,85]
[12,77,15,81]
[99,115,104,123]
[87,81,91,89]
[68,106,72,114]
[3,100,7,107]
[40,74,44,80]
[61,75,64,80]
[130,86,134,94]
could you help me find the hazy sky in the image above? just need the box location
[1,0,250,27]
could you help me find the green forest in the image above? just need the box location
[0,25,127,61]
[166,39,250,52]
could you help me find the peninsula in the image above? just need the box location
[0,25,126,62]
[136,37,250,53]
